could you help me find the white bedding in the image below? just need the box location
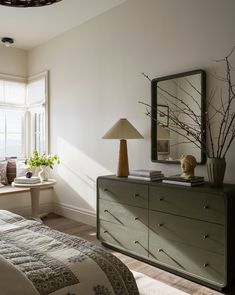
[0,210,139,295]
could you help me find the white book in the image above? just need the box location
[129,169,162,177]
[128,175,164,181]
[14,176,40,184]
[14,180,41,184]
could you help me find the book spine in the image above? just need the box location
[15,182,40,184]
[162,180,192,186]
[14,181,40,184]
[128,176,151,181]
[163,178,204,183]
[162,180,205,186]
[130,171,161,177]
[128,174,164,180]
[128,176,163,181]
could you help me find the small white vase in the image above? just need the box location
[39,166,49,182]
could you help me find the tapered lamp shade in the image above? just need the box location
[103,118,143,177]
[102,118,143,139]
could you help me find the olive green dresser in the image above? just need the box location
[97,175,235,290]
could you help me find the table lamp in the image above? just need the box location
[103,118,143,177]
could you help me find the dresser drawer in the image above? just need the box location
[98,178,148,208]
[149,186,225,224]
[99,199,148,231]
[149,236,225,286]
[149,210,225,255]
[99,220,148,257]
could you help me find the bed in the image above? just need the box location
[0,210,139,295]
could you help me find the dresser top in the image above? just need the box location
[98,175,235,196]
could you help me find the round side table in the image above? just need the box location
[12,179,56,222]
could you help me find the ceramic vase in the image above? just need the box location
[38,166,49,182]
[207,157,226,187]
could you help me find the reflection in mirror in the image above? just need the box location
[151,70,206,164]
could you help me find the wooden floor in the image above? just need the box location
[43,213,235,295]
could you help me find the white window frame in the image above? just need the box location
[0,71,49,159]
[0,74,27,159]
[27,71,49,156]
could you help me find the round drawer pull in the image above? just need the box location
[158,248,163,252]
[104,209,108,213]
[134,193,140,198]
[134,240,139,244]
[104,230,108,234]
[157,223,164,227]
[135,217,139,221]
[203,234,209,239]
[159,197,164,201]
[203,263,209,267]
[104,188,108,192]
[203,205,210,209]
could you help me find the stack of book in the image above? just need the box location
[14,176,41,184]
[162,175,205,186]
[128,169,164,181]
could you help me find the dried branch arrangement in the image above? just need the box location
[140,47,235,159]
[139,73,206,155]
[207,47,235,158]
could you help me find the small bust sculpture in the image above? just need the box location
[180,155,197,179]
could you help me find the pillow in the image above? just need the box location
[0,161,8,185]
[6,160,16,184]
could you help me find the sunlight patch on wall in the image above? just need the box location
[57,137,111,209]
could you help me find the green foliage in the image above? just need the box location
[26,150,60,169]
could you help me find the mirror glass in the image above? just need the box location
[151,70,206,164]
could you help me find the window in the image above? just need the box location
[0,72,48,159]
[27,73,48,156]
[0,110,24,158]
[34,111,45,155]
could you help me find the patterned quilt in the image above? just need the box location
[0,210,139,295]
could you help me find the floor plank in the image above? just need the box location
[43,213,235,295]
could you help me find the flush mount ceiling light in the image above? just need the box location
[0,0,63,7]
[1,37,14,47]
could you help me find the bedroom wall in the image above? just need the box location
[0,45,27,77]
[27,0,235,226]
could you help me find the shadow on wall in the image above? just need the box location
[54,137,112,212]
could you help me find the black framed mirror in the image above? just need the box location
[151,69,206,164]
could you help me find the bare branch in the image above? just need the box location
[141,72,152,82]
[139,101,204,150]
[140,47,235,159]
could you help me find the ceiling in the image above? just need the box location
[0,0,126,50]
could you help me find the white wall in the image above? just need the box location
[0,45,27,77]
[27,0,235,225]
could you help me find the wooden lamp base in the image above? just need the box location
[117,139,129,177]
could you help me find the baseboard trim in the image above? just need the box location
[53,202,96,226]
[7,202,96,227]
